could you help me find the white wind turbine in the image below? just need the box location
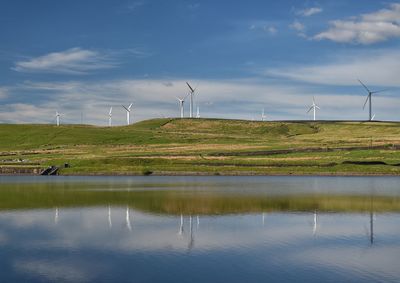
[55,111,61,126]
[196,106,200,118]
[261,108,267,121]
[307,97,320,121]
[186,82,197,118]
[108,107,113,127]
[122,103,133,125]
[358,79,387,121]
[176,96,186,118]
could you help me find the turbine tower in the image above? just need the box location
[122,103,133,125]
[186,82,196,118]
[307,97,320,121]
[176,96,185,118]
[358,80,387,121]
[196,106,200,118]
[108,107,113,127]
[55,111,61,126]
[261,108,267,121]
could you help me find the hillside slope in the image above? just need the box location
[0,118,399,175]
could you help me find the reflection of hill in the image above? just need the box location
[0,183,399,214]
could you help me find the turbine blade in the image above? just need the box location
[362,95,369,109]
[109,107,112,115]
[315,105,321,110]
[122,105,129,111]
[371,88,389,94]
[307,106,313,113]
[358,79,371,93]
[128,103,133,110]
[186,82,194,92]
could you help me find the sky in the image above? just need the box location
[1,0,400,125]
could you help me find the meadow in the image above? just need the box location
[0,118,399,175]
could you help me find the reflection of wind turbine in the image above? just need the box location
[55,207,59,224]
[369,196,375,245]
[122,103,133,125]
[108,107,113,127]
[313,210,318,236]
[307,97,320,121]
[188,215,194,250]
[108,206,112,228]
[196,215,200,229]
[262,213,266,226]
[176,96,186,118]
[359,79,388,121]
[126,206,132,231]
[178,214,184,236]
[186,82,196,118]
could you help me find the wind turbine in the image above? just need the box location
[196,106,200,118]
[186,82,196,118]
[307,97,320,121]
[108,107,113,127]
[55,111,61,126]
[122,103,133,125]
[176,96,185,118]
[261,108,267,121]
[358,79,387,121]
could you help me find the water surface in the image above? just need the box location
[0,176,399,283]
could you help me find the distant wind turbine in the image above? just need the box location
[186,82,197,118]
[55,111,61,126]
[196,106,200,118]
[358,79,387,121]
[108,107,113,127]
[122,103,133,125]
[176,96,186,118]
[307,97,320,121]
[261,108,267,121]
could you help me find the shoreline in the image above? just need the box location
[1,172,400,177]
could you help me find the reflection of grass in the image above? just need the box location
[1,119,400,175]
[0,183,399,214]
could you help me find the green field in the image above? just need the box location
[0,118,400,175]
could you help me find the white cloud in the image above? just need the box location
[290,20,305,32]
[265,50,400,87]
[297,7,323,17]
[314,3,400,44]
[13,48,117,74]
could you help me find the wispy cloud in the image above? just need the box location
[297,7,323,17]
[314,3,400,44]
[289,20,305,32]
[265,49,400,87]
[249,22,278,35]
[12,48,117,74]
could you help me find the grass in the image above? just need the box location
[0,118,399,175]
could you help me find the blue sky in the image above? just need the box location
[1,0,400,124]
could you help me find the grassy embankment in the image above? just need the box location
[0,118,400,175]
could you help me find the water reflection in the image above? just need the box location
[0,176,399,282]
[1,207,399,283]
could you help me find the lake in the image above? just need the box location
[0,176,399,283]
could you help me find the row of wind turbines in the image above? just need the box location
[54,79,386,126]
[306,79,383,121]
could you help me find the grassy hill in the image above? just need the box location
[0,118,400,175]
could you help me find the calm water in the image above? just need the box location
[0,176,399,283]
